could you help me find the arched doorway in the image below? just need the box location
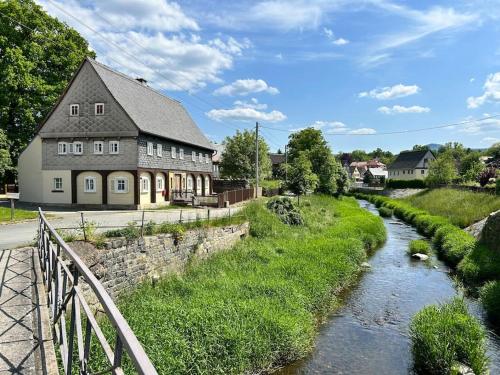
[187,174,194,193]
[196,175,202,196]
[204,175,210,196]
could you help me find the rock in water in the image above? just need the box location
[451,362,475,375]
[411,253,429,261]
[481,210,500,252]
[361,262,371,269]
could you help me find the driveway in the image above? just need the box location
[0,206,242,250]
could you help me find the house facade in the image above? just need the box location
[18,58,214,209]
[349,159,386,182]
[387,150,435,180]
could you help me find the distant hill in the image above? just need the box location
[425,143,442,151]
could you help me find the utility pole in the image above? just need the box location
[255,122,259,196]
[285,144,288,184]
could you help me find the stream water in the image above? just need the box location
[277,200,500,374]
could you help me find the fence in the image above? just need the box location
[217,188,255,208]
[37,208,158,375]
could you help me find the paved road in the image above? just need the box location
[0,207,242,250]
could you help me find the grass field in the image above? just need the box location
[0,206,38,222]
[402,188,500,228]
[100,195,386,374]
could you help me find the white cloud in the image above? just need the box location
[332,38,349,45]
[470,78,476,83]
[206,100,286,123]
[293,120,376,135]
[213,79,279,96]
[323,27,349,46]
[377,105,430,114]
[467,72,500,108]
[37,0,250,91]
[349,127,377,135]
[458,114,500,134]
[323,27,334,38]
[359,84,421,100]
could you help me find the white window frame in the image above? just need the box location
[147,142,154,156]
[198,152,203,162]
[192,151,196,162]
[109,140,120,154]
[140,177,150,193]
[171,146,176,158]
[84,177,97,193]
[68,143,74,154]
[205,154,209,164]
[95,103,104,116]
[53,177,63,191]
[73,141,83,155]
[179,148,184,159]
[156,177,164,190]
[93,141,103,154]
[157,144,162,157]
[115,178,128,193]
[57,142,67,155]
[70,104,79,116]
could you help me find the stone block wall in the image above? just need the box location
[79,222,249,302]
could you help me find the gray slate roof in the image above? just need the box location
[389,150,430,169]
[88,58,213,150]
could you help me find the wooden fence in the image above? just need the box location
[217,188,255,208]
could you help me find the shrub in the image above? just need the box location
[386,179,427,189]
[266,197,304,225]
[480,281,500,322]
[105,222,140,240]
[80,220,97,241]
[410,298,488,375]
[496,179,500,196]
[378,206,393,217]
[457,244,500,285]
[437,229,476,267]
[143,220,156,236]
[408,240,430,255]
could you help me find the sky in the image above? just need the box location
[36,0,500,153]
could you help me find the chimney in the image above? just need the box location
[136,77,148,85]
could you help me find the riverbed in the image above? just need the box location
[277,199,500,374]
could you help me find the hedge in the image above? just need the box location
[386,179,427,189]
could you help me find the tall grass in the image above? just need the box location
[403,188,500,228]
[104,195,386,374]
[0,206,37,222]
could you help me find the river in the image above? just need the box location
[277,199,500,374]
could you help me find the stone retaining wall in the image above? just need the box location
[78,222,249,302]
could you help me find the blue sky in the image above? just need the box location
[38,0,500,153]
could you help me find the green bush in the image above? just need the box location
[408,240,430,255]
[266,197,304,225]
[496,179,500,196]
[480,281,500,322]
[378,206,393,217]
[386,179,427,189]
[410,298,488,375]
[457,244,500,285]
[104,222,140,240]
[437,229,476,267]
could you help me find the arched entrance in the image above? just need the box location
[204,175,210,196]
[187,174,194,193]
[196,175,202,196]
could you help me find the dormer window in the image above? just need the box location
[70,104,79,116]
[171,146,176,158]
[179,148,184,159]
[147,142,153,156]
[95,103,104,115]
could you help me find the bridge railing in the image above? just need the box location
[37,208,158,375]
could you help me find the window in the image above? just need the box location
[93,141,103,154]
[84,177,96,193]
[198,152,203,162]
[179,148,184,159]
[421,170,425,175]
[53,177,63,191]
[95,103,104,115]
[73,142,83,155]
[115,178,128,193]
[157,144,162,157]
[403,170,405,174]
[171,146,176,158]
[70,104,79,116]
[205,154,209,164]
[109,141,119,154]
[192,151,196,161]
[58,142,67,155]
[147,142,154,156]
[157,177,164,190]
[140,177,149,193]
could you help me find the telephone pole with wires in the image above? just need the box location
[285,144,288,184]
[255,122,259,197]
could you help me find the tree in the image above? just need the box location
[486,142,500,161]
[426,153,457,186]
[0,0,95,174]
[287,127,346,194]
[412,144,430,151]
[350,149,369,161]
[0,129,12,179]
[287,151,318,204]
[478,168,496,187]
[220,129,271,179]
[459,152,483,182]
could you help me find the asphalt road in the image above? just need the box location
[0,206,242,250]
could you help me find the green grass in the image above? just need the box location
[403,188,500,228]
[410,298,489,375]
[259,179,282,189]
[0,206,38,222]
[480,281,500,322]
[408,239,431,255]
[377,206,393,217]
[102,195,386,374]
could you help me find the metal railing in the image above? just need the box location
[37,208,158,375]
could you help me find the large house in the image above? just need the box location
[18,58,215,209]
[388,150,435,180]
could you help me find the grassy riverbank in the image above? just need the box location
[107,195,386,374]
[0,206,37,222]
[402,188,500,228]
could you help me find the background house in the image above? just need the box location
[18,58,214,209]
[269,152,286,179]
[387,150,436,180]
[349,159,386,182]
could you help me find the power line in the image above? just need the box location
[259,114,500,136]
